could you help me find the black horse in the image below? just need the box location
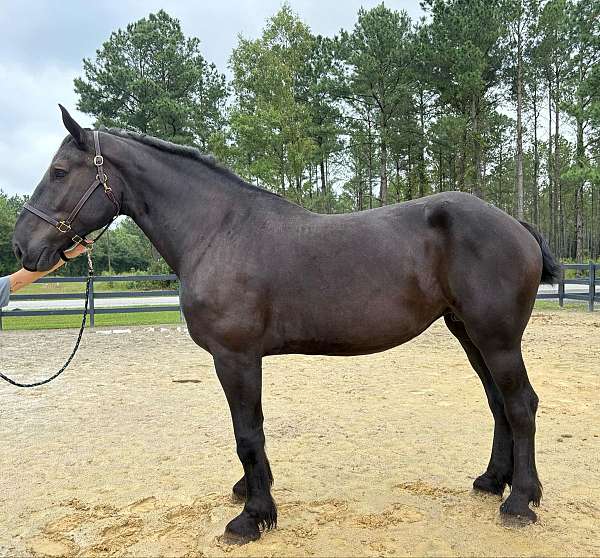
[13,107,558,543]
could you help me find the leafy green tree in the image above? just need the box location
[423,0,505,198]
[536,0,571,253]
[0,191,27,275]
[563,0,600,261]
[229,5,316,203]
[300,36,344,212]
[503,0,539,219]
[75,10,227,150]
[337,4,414,205]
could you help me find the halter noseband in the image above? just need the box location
[24,130,120,249]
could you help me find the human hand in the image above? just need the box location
[63,241,92,260]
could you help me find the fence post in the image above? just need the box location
[178,281,184,324]
[88,276,95,327]
[558,265,565,307]
[589,261,595,312]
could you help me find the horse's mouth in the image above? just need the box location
[22,247,60,272]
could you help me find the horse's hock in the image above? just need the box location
[1,311,598,557]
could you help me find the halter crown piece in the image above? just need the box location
[24,130,120,250]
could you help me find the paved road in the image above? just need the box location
[2,284,594,313]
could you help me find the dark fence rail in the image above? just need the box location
[0,274,183,329]
[536,262,598,311]
[0,264,599,330]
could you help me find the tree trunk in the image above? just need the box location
[458,126,466,191]
[438,149,443,193]
[532,80,539,226]
[407,147,413,200]
[554,68,561,257]
[548,75,554,252]
[575,58,586,262]
[280,145,286,196]
[575,182,584,262]
[396,159,401,203]
[418,90,427,198]
[592,180,597,259]
[357,160,363,211]
[499,142,503,210]
[368,113,374,209]
[380,135,388,205]
[515,26,524,220]
[471,96,483,199]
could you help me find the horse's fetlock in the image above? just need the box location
[245,496,277,530]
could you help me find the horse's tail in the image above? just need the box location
[519,221,560,285]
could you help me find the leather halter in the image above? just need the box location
[24,130,120,248]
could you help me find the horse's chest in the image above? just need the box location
[180,284,268,353]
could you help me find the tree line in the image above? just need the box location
[1,1,598,275]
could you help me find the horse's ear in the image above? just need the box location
[58,104,87,149]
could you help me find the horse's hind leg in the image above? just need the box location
[457,316,542,522]
[444,315,513,495]
[479,343,541,521]
[213,352,277,543]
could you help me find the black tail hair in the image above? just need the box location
[519,221,560,285]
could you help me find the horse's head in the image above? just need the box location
[13,106,121,271]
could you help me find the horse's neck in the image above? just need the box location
[112,139,278,275]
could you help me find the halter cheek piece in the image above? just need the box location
[24,130,120,260]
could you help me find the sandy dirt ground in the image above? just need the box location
[0,310,599,557]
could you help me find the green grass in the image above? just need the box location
[0,299,589,332]
[1,311,182,331]
[18,281,154,295]
[533,300,588,312]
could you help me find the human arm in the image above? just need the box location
[3,243,88,299]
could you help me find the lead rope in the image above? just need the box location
[0,248,94,388]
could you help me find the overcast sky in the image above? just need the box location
[0,0,424,197]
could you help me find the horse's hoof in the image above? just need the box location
[222,513,260,545]
[473,472,505,496]
[499,498,537,524]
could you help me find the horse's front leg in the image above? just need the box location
[213,351,276,544]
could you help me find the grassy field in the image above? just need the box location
[17,281,172,295]
[0,300,588,332]
[1,311,182,331]
[534,300,588,312]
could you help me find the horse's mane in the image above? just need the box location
[102,127,220,168]
[99,127,282,199]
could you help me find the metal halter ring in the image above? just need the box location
[57,221,71,233]
[96,173,108,183]
[93,155,104,166]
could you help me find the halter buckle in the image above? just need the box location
[103,183,112,193]
[97,173,108,183]
[71,234,84,244]
[57,221,71,233]
[93,155,104,166]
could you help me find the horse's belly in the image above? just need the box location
[266,299,445,356]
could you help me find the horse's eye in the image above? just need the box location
[54,168,67,179]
